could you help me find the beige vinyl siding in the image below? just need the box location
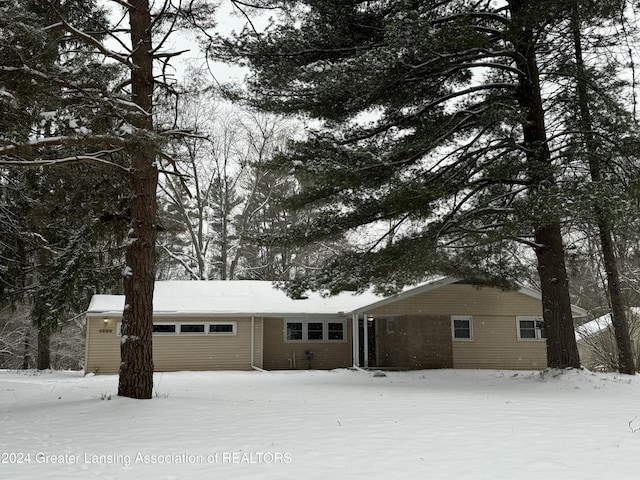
[367,284,543,317]
[262,318,353,370]
[366,284,547,370]
[377,315,453,369]
[85,317,121,374]
[84,316,263,374]
[452,315,546,369]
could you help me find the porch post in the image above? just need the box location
[363,313,369,368]
[352,313,359,367]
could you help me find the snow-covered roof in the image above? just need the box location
[575,307,640,341]
[87,277,584,319]
[87,280,384,318]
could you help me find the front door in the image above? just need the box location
[358,317,377,367]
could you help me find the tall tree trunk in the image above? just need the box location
[534,223,580,368]
[22,330,31,370]
[118,0,157,399]
[509,0,581,368]
[571,10,635,374]
[37,328,50,370]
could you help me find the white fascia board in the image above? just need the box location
[516,285,588,317]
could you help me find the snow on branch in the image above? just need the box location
[0,135,128,155]
[46,18,134,69]
[0,152,131,176]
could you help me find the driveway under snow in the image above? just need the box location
[0,368,638,479]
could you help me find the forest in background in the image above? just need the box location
[1,1,640,384]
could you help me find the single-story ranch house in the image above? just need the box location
[84,277,587,374]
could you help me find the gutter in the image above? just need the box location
[83,312,90,375]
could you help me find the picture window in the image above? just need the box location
[284,320,346,342]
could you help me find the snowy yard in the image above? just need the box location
[1,368,639,480]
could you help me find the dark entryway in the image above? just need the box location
[358,317,377,367]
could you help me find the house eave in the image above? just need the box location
[86,310,352,319]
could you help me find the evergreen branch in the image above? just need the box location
[0,152,131,176]
[252,43,387,59]
[403,48,516,72]
[0,135,128,155]
[441,61,525,78]
[340,83,515,145]
[230,0,269,41]
[0,69,142,119]
[364,214,411,254]
[110,0,135,8]
[432,10,512,28]
[0,66,101,93]
[231,0,279,9]
[151,0,186,59]
[45,17,135,69]
[154,49,191,59]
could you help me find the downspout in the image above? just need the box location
[250,316,266,372]
[83,313,90,375]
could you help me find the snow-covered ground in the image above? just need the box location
[1,368,639,479]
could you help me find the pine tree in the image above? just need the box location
[562,0,637,373]
[0,1,216,397]
[1,1,128,369]
[214,0,590,367]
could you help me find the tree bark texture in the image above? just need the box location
[37,329,50,370]
[534,223,581,368]
[509,0,581,368]
[118,0,157,399]
[571,12,635,374]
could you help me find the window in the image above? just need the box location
[451,316,473,340]
[117,322,237,336]
[328,322,344,340]
[180,324,205,334]
[517,317,545,340]
[386,318,395,335]
[209,323,236,335]
[307,322,324,340]
[286,322,303,340]
[285,320,346,342]
[153,324,176,334]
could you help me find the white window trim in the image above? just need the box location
[154,323,179,335]
[283,319,347,343]
[451,315,474,341]
[179,323,206,335]
[386,317,395,335]
[116,321,237,336]
[208,322,237,336]
[516,316,545,341]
